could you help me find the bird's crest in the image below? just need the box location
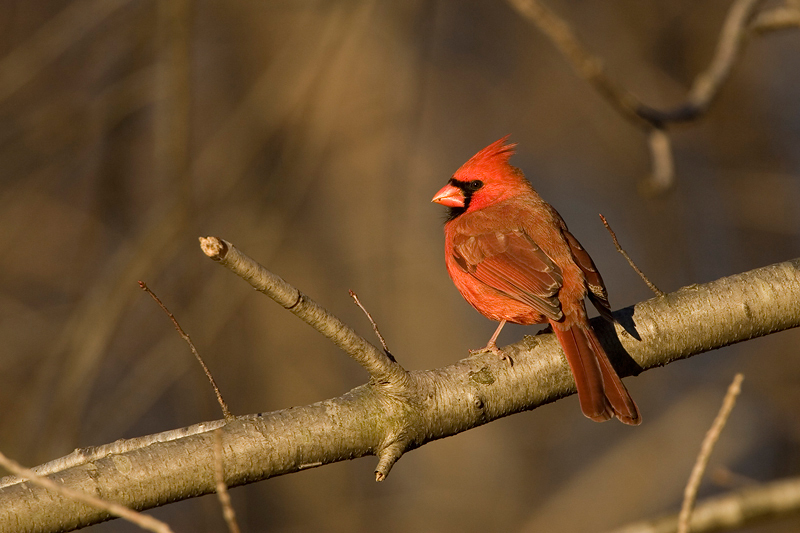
[455,135,517,178]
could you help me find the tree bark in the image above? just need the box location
[0,257,798,533]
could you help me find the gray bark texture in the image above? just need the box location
[0,257,798,533]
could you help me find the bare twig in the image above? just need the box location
[678,373,745,533]
[349,290,394,360]
[0,449,173,533]
[139,281,233,420]
[599,214,666,297]
[199,236,406,384]
[213,429,241,533]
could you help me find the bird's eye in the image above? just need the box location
[466,180,484,192]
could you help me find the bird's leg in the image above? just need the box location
[484,320,506,351]
[470,320,512,364]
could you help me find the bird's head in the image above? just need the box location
[432,136,528,220]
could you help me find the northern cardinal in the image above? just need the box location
[432,137,640,425]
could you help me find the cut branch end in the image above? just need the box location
[200,236,227,260]
[375,440,408,482]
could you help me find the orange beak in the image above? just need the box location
[431,183,465,208]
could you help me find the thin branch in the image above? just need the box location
[639,0,765,124]
[506,0,800,191]
[751,5,800,33]
[599,214,666,297]
[507,0,765,123]
[199,236,406,384]
[0,449,173,533]
[678,373,745,533]
[611,476,800,533]
[642,128,675,196]
[139,281,233,420]
[349,290,394,360]
[213,429,241,533]
[505,0,673,187]
[505,0,649,128]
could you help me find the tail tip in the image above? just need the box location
[616,409,642,426]
[584,403,642,426]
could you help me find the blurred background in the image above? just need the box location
[1,0,799,531]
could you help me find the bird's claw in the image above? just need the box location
[469,344,513,366]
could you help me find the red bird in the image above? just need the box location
[432,137,640,425]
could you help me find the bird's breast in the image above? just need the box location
[444,251,549,325]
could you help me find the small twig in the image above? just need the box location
[348,290,395,361]
[599,215,666,297]
[678,373,745,533]
[138,281,233,420]
[213,429,241,533]
[0,449,174,533]
[199,236,405,383]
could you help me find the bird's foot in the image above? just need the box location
[470,343,513,366]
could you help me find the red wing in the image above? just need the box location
[562,229,612,322]
[452,229,564,320]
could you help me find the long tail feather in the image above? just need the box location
[552,322,613,422]
[552,321,641,425]
[587,330,641,425]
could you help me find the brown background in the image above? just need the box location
[1,1,799,531]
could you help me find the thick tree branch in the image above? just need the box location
[0,450,173,533]
[213,429,241,533]
[1,251,798,532]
